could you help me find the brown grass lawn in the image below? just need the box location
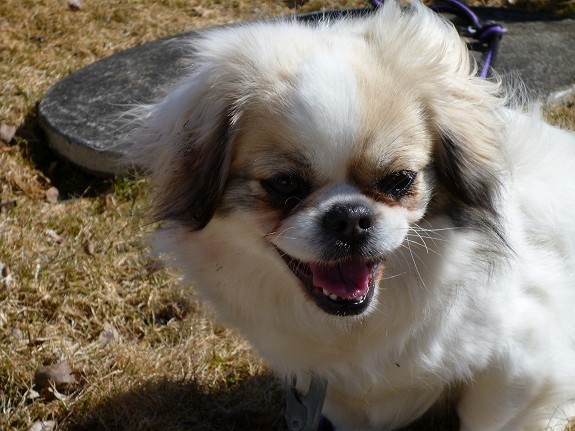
[1,1,574,431]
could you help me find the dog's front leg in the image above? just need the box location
[457,362,547,431]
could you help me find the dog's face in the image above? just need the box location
[131,2,504,321]
[220,63,435,316]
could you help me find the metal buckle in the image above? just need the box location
[285,374,328,431]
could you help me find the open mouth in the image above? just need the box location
[277,249,383,316]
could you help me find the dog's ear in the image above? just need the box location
[365,0,506,216]
[126,66,239,230]
[427,78,506,217]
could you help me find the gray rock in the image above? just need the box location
[38,33,194,176]
[38,9,575,176]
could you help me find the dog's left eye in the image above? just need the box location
[262,175,308,203]
[378,170,416,198]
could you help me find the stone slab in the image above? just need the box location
[476,7,575,98]
[38,8,575,176]
[38,33,196,176]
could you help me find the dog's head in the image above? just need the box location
[129,0,505,318]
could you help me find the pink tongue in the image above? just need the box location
[309,258,372,300]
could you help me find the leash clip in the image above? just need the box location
[285,374,328,431]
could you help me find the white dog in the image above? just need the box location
[126,1,575,430]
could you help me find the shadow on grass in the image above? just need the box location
[66,373,286,431]
[400,402,459,431]
[16,108,116,199]
[64,370,461,431]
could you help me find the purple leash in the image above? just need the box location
[370,0,505,78]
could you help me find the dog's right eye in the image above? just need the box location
[261,175,308,204]
[378,170,416,198]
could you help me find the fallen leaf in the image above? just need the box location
[44,229,63,243]
[155,300,191,324]
[45,186,59,204]
[30,35,47,43]
[11,327,24,341]
[27,389,41,400]
[191,6,204,16]
[83,240,95,256]
[0,124,16,143]
[34,360,81,400]
[0,200,17,214]
[0,263,13,287]
[49,386,70,402]
[99,323,121,347]
[68,0,82,10]
[0,260,8,277]
[28,420,57,431]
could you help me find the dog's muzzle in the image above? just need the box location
[277,201,384,316]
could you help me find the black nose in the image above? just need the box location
[322,203,374,247]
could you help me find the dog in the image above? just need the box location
[125,1,575,430]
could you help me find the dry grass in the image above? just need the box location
[511,0,575,15]
[545,97,575,130]
[1,1,574,431]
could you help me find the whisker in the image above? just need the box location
[404,237,428,291]
[379,271,406,281]
[407,227,431,254]
[265,226,298,241]
[404,238,442,256]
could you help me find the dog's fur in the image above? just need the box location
[126,1,575,430]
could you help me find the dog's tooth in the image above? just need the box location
[320,289,344,302]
